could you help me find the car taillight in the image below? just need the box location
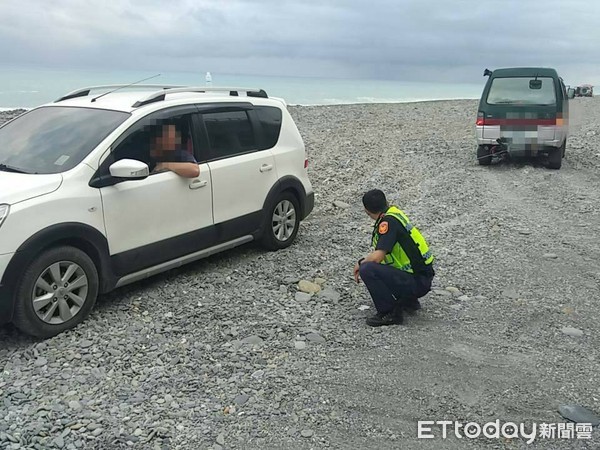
[476,111,485,126]
[304,158,309,169]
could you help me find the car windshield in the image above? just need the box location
[0,106,130,174]
[487,77,556,105]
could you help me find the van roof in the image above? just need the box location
[490,67,559,78]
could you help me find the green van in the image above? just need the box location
[475,67,571,169]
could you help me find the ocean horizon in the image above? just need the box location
[0,66,485,109]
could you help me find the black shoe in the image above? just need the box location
[366,311,404,327]
[403,298,422,314]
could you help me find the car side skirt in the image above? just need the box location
[114,234,253,289]
[110,210,263,277]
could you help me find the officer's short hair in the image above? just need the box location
[362,189,388,213]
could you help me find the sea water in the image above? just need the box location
[0,66,484,109]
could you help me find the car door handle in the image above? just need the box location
[260,164,273,173]
[189,179,208,190]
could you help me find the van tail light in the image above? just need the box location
[304,158,309,169]
[476,111,485,126]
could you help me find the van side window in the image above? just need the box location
[203,110,257,158]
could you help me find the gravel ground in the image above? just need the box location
[1,98,600,449]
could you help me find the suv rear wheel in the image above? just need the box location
[261,191,300,250]
[13,246,99,338]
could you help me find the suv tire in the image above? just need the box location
[548,146,563,170]
[477,145,492,166]
[13,246,99,338]
[261,191,300,250]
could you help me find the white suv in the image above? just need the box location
[0,85,314,338]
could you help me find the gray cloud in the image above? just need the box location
[0,0,598,83]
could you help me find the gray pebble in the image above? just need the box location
[561,327,584,338]
[332,200,350,209]
[34,357,48,367]
[319,288,341,303]
[502,288,519,299]
[301,429,314,438]
[241,335,263,346]
[234,394,250,406]
[79,340,93,348]
[305,333,326,344]
[433,290,452,297]
[295,341,307,350]
[67,401,81,411]
[295,292,312,302]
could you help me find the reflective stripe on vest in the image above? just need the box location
[372,206,434,273]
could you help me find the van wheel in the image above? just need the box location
[548,147,562,170]
[477,145,492,166]
[13,246,99,339]
[261,191,300,251]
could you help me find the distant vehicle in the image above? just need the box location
[476,67,569,170]
[0,84,314,338]
[575,84,593,97]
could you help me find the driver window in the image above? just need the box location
[112,114,195,173]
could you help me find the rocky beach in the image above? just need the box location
[1,97,600,449]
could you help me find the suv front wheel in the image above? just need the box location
[261,191,301,250]
[13,246,99,338]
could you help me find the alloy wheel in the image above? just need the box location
[32,261,88,324]
[272,200,297,241]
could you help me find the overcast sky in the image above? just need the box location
[1,0,599,84]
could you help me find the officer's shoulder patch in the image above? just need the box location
[378,221,389,234]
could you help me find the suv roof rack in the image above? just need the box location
[55,84,183,103]
[131,87,269,108]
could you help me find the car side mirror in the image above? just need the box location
[109,159,149,179]
[567,88,575,99]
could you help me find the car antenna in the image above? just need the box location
[91,74,162,103]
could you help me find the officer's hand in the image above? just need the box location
[353,264,361,283]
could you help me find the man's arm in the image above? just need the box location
[353,218,398,282]
[353,250,387,282]
[154,162,200,178]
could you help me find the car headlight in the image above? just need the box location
[0,204,9,228]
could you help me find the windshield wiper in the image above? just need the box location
[0,163,29,174]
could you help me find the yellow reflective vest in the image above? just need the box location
[371,206,434,273]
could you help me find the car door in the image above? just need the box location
[96,106,214,277]
[197,106,278,238]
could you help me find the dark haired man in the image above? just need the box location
[353,189,435,327]
[150,123,199,178]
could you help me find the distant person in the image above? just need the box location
[150,123,199,178]
[353,189,435,327]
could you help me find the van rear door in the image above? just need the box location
[481,76,560,146]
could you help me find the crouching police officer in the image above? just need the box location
[353,189,435,327]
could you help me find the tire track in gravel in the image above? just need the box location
[287,100,600,449]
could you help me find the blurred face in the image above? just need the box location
[151,124,182,157]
